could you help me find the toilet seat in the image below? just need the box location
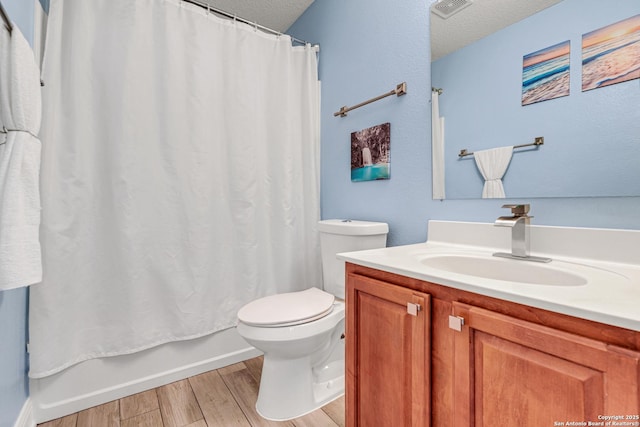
[238,287,335,327]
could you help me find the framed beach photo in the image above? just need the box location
[350,123,390,182]
[522,40,571,106]
[582,14,640,92]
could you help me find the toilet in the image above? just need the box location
[236,219,389,421]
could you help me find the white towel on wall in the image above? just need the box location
[473,146,513,198]
[0,26,43,290]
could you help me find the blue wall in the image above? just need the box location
[1,2,34,426]
[289,0,640,247]
[433,0,640,199]
[289,0,433,246]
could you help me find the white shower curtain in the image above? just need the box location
[30,0,321,378]
[431,91,445,200]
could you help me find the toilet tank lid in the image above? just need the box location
[318,219,389,236]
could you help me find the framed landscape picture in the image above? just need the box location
[582,14,640,92]
[522,40,571,106]
[351,123,390,182]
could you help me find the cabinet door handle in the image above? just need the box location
[448,315,465,331]
[407,302,422,316]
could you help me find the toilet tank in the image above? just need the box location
[318,219,389,299]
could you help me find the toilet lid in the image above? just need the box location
[238,287,335,327]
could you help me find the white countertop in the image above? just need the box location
[337,221,640,332]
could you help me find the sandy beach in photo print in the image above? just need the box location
[522,40,571,106]
[582,14,640,91]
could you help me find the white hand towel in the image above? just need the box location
[473,146,513,198]
[0,26,43,290]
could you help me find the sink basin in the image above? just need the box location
[420,254,588,286]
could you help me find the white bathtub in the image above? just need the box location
[30,327,260,423]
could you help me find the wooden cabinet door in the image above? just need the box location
[346,273,430,427]
[452,302,640,426]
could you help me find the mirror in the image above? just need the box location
[430,0,640,199]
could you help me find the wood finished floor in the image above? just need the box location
[38,356,345,427]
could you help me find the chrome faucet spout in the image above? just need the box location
[495,215,525,227]
[492,204,550,263]
[509,216,530,258]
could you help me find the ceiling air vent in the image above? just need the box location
[430,0,473,19]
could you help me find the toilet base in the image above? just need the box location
[255,356,344,421]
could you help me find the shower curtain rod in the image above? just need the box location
[181,0,311,46]
[0,0,12,32]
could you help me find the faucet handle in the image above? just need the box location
[501,204,530,216]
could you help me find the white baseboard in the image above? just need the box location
[13,399,35,427]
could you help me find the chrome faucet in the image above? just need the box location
[493,204,551,263]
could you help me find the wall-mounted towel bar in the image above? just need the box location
[1,0,13,32]
[458,137,544,158]
[334,82,407,117]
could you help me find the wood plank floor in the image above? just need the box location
[38,356,345,427]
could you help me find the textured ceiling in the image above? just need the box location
[201,0,563,60]
[430,0,564,61]
[203,0,314,33]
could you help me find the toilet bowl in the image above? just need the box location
[236,219,388,421]
[237,295,345,421]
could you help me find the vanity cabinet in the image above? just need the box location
[346,273,431,427]
[345,263,640,427]
[452,302,640,425]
